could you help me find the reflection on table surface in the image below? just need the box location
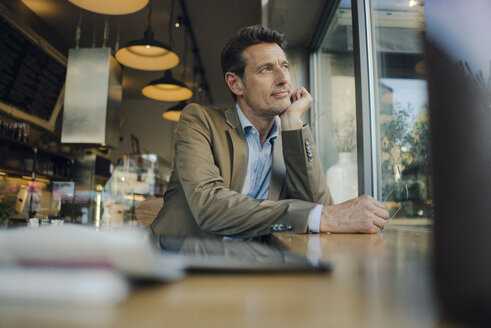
[158,235,332,273]
[0,225,439,328]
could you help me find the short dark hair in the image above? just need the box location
[220,25,287,101]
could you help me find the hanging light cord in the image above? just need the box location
[102,18,109,48]
[146,0,153,32]
[91,22,97,48]
[178,0,212,104]
[192,63,198,102]
[169,0,176,48]
[114,20,121,52]
[75,11,82,48]
[181,27,188,81]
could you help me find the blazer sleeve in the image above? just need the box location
[281,126,333,206]
[173,105,318,238]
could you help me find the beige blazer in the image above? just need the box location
[150,103,333,238]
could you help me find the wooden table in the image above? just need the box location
[0,225,440,328]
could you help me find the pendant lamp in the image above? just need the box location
[142,70,192,101]
[115,0,179,71]
[162,101,188,121]
[68,0,148,15]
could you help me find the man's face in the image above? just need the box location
[238,43,291,117]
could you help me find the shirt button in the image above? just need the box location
[251,130,257,135]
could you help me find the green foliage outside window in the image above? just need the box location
[380,101,432,217]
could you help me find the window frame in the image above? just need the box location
[310,0,381,199]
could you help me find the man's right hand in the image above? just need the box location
[319,195,390,233]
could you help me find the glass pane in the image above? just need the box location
[313,0,358,204]
[370,0,432,223]
[101,154,168,228]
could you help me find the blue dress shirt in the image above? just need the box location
[236,104,279,199]
[236,104,322,233]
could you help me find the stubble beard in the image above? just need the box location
[240,75,290,118]
[246,97,290,119]
[266,106,287,117]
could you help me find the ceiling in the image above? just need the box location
[12,0,328,107]
[16,0,260,107]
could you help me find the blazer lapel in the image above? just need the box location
[225,107,248,192]
[269,132,286,200]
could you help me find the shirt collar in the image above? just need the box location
[235,104,279,142]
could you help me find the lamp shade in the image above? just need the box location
[142,71,193,102]
[68,0,149,15]
[162,110,182,121]
[162,101,188,121]
[115,30,179,71]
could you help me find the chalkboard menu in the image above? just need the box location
[0,13,65,126]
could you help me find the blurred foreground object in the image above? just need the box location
[426,0,491,326]
[0,224,184,305]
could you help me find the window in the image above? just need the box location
[311,0,432,223]
[370,0,431,222]
[311,0,358,204]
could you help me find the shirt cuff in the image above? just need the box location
[307,204,323,233]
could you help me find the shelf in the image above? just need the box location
[0,134,73,162]
[0,168,33,178]
[0,167,72,182]
[1,134,73,181]
[0,133,33,148]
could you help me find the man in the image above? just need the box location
[150,25,389,238]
